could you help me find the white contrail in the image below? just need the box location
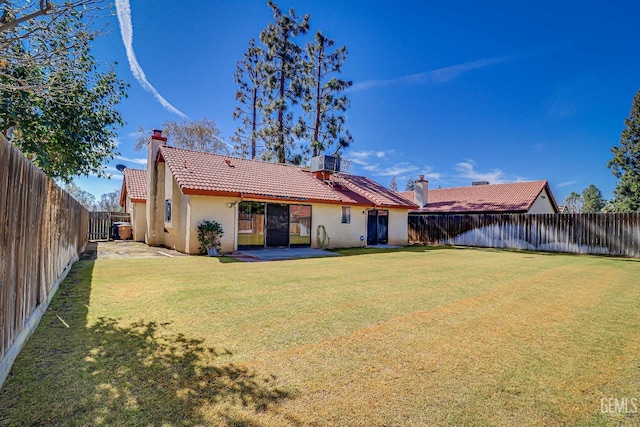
[350,55,515,92]
[115,0,188,118]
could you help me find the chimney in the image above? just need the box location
[147,129,167,193]
[415,174,428,208]
[146,129,167,246]
[148,129,167,164]
[472,181,489,186]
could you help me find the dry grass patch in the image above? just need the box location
[0,246,639,426]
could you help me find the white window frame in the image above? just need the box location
[164,199,172,222]
[341,206,351,224]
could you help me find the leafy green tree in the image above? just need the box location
[1,6,127,181]
[608,89,640,212]
[136,118,227,154]
[259,0,309,163]
[295,30,352,157]
[581,184,605,213]
[232,38,266,159]
[564,192,583,213]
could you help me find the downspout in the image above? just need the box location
[232,202,238,253]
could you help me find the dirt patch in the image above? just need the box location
[81,241,188,260]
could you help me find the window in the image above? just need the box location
[237,201,265,248]
[290,205,311,247]
[341,206,351,224]
[164,199,172,222]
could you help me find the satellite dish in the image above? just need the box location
[116,164,127,173]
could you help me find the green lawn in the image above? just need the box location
[1,246,639,426]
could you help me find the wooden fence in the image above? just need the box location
[89,211,130,241]
[408,213,640,257]
[0,134,88,389]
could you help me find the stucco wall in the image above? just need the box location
[311,205,408,248]
[131,202,146,242]
[185,195,239,254]
[162,174,182,251]
[310,204,366,248]
[153,189,409,254]
[386,208,410,246]
[528,189,556,214]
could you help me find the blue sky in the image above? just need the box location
[76,0,640,204]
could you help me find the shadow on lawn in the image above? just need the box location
[348,243,640,262]
[0,255,294,427]
[331,244,451,257]
[82,318,291,426]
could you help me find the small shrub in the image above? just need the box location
[197,220,224,254]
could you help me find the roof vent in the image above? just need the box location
[472,181,490,186]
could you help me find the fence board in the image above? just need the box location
[409,213,640,257]
[0,135,88,389]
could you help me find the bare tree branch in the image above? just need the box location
[1,0,110,95]
[0,1,51,33]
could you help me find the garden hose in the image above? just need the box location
[316,225,330,249]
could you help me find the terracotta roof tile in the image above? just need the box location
[398,190,414,201]
[401,180,558,213]
[157,146,415,208]
[333,174,418,208]
[122,168,147,202]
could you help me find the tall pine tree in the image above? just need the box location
[259,0,309,163]
[608,89,640,212]
[405,177,416,191]
[232,38,265,159]
[389,176,398,192]
[232,1,353,165]
[296,30,352,157]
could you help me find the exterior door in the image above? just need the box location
[367,210,378,245]
[377,210,388,244]
[367,209,389,245]
[266,203,290,247]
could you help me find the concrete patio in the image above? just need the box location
[233,247,341,261]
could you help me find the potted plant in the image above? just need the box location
[197,220,224,256]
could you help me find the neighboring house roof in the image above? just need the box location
[398,190,416,202]
[120,168,147,206]
[156,146,416,209]
[401,180,559,214]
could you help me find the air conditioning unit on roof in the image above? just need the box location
[311,155,341,173]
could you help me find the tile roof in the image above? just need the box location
[400,180,558,213]
[332,174,420,208]
[121,168,147,202]
[157,146,416,209]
